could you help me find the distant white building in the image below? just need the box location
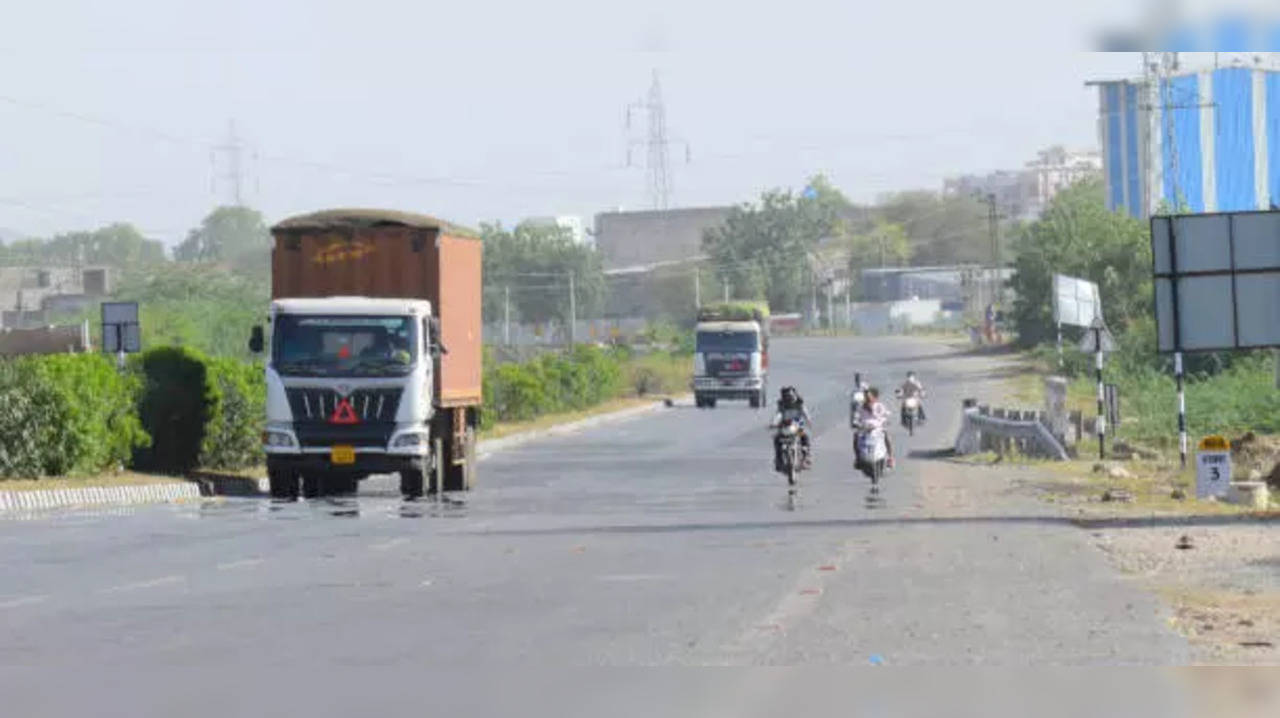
[1025,146,1103,211]
[943,145,1102,221]
[523,215,589,246]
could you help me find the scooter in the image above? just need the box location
[853,422,888,486]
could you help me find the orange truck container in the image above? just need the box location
[257,209,483,499]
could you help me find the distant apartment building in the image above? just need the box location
[0,265,112,329]
[943,146,1101,221]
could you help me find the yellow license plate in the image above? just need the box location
[330,445,356,465]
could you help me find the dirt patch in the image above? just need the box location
[1232,432,1280,489]
[1090,525,1280,664]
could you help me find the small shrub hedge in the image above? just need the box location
[132,347,214,474]
[0,354,147,478]
[200,357,266,470]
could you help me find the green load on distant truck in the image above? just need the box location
[692,301,770,409]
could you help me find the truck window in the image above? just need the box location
[695,331,759,353]
[273,315,417,377]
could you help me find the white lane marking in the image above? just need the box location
[216,558,264,571]
[97,575,185,594]
[420,579,433,587]
[370,537,409,551]
[0,595,48,609]
[596,574,676,583]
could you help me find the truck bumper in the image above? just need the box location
[266,453,427,476]
[694,376,765,399]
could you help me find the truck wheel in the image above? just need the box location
[268,468,298,500]
[694,394,705,409]
[301,474,323,499]
[749,393,761,409]
[400,469,425,499]
[706,397,717,409]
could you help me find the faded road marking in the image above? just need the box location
[0,595,48,609]
[98,575,185,594]
[370,537,409,551]
[216,558,264,571]
[596,574,675,583]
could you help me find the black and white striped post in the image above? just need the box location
[1093,325,1105,460]
[1175,351,1187,469]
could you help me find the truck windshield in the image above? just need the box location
[696,330,759,353]
[273,315,417,377]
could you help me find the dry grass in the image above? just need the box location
[0,471,187,492]
[480,396,671,441]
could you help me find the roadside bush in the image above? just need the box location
[0,355,148,479]
[133,347,215,474]
[200,357,266,470]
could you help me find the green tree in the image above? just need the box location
[174,206,271,280]
[481,221,605,325]
[1008,178,1152,347]
[846,220,911,271]
[877,190,991,265]
[701,174,852,312]
[0,223,165,267]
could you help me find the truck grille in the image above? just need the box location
[706,353,752,377]
[286,388,402,423]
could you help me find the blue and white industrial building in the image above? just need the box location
[1097,65,1280,218]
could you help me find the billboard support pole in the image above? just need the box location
[1094,326,1106,460]
[1166,216,1187,469]
[1056,322,1063,367]
[1175,351,1188,469]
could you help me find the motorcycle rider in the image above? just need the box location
[897,370,927,423]
[853,387,894,469]
[771,386,813,469]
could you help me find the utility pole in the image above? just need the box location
[503,285,511,346]
[626,70,690,210]
[212,119,248,206]
[984,192,999,267]
[723,280,729,303]
[693,268,701,308]
[567,271,577,346]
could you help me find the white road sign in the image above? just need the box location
[1053,274,1102,328]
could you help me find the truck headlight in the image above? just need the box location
[263,430,295,448]
[391,432,427,448]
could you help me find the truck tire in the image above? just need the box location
[748,393,761,409]
[400,469,425,498]
[268,468,299,500]
[301,474,323,499]
[694,394,705,409]
[706,397,717,409]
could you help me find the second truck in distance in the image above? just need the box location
[692,301,769,409]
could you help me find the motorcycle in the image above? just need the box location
[899,395,922,436]
[774,419,805,486]
[853,422,888,486]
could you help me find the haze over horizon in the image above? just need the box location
[1,1,1147,244]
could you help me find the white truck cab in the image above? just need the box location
[261,296,442,497]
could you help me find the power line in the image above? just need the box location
[626,70,690,210]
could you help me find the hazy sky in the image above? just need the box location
[0,1,1147,244]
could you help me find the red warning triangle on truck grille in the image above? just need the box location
[329,398,360,425]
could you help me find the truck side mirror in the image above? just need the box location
[249,325,265,354]
[428,317,448,356]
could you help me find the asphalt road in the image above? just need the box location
[0,336,1195,715]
